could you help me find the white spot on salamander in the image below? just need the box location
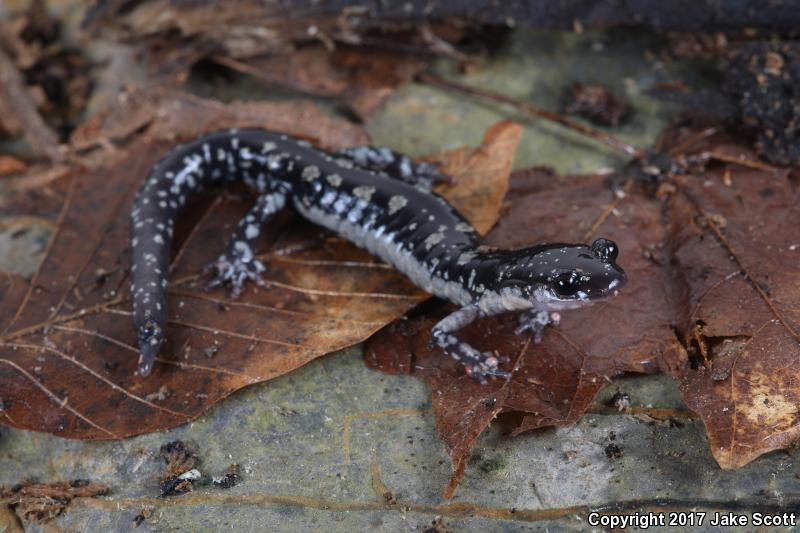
[457,251,477,265]
[302,165,321,181]
[267,153,288,170]
[424,231,445,250]
[245,224,260,239]
[327,173,343,187]
[388,195,407,215]
[234,241,253,262]
[400,158,412,177]
[455,222,474,233]
[353,185,376,202]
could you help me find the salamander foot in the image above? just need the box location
[515,310,560,343]
[431,328,511,384]
[205,254,266,298]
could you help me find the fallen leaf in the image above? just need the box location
[427,120,519,235]
[0,91,519,439]
[215,45,426,120]
[367,167,684,498]
[666,140,800,469]
[70,86,370,153]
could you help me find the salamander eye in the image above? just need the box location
[554,271,580,296]
[591,238,618,263]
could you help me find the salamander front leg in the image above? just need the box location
[431,304,511,383]
[515,309,560,343]
[334,146,448,188]
[206,191,286,297]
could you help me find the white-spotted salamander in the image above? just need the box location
[131,129,626,381]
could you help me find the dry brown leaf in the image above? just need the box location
[70,87,369,153]
[215,45,426,120]
[666,148,800,468]
[428,120,519,235]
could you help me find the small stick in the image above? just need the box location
[703,151,784,173]
[666,126,719,156]
[417,72,645,160]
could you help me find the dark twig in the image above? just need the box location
[702,151,784,173]
[417,72,645,159]
[0,43,63,162]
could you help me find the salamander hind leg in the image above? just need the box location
[431,304,511,383]
[206,191,286,297]
[335,146,448,188]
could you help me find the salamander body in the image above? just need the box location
[131,129,626,381]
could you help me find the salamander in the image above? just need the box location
[130,129,627,381]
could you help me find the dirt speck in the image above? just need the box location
[566,83,627,126]
[605,443,623,460]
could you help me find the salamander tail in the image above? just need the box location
[136,320,164,376]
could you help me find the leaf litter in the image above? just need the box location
[1,33,799,503]
[367,165,685,497]
[663,121,800,469]
[0,87,520,440]
[368,111,800,496]
[0,479,108,523]
[213,44,426,121]
[157,439,242,496]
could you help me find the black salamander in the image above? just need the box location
[130,129,627,381]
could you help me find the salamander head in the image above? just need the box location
[501,238,626,311]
